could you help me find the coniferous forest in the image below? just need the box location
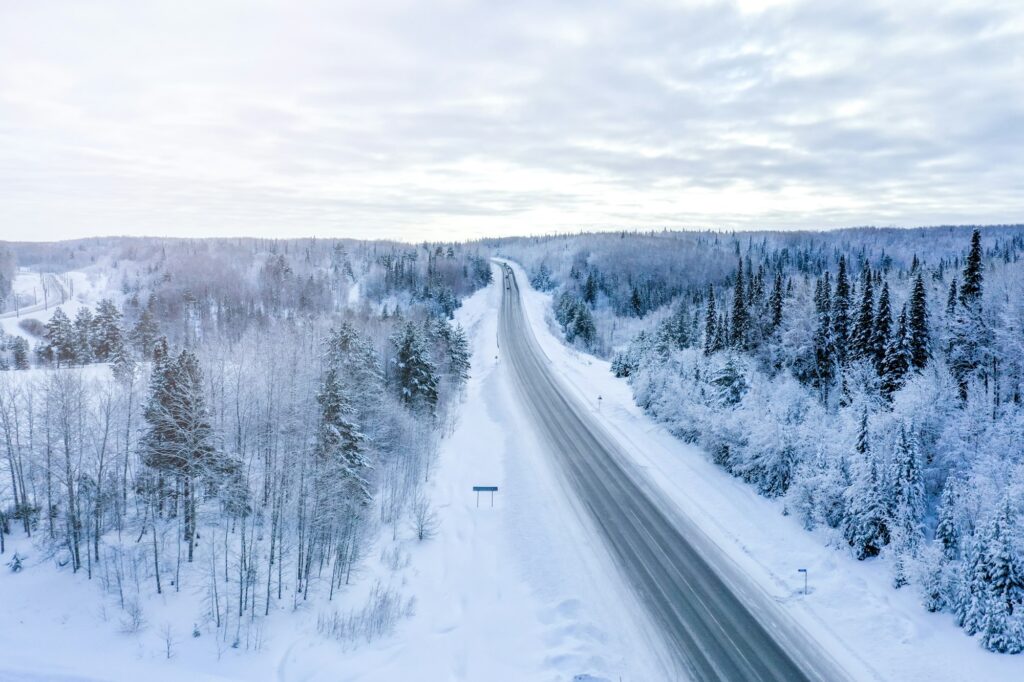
[498,225,1024,653]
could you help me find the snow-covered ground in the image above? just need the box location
[4,260,1020,681]
[499,258,1024,682]
[0,267,671,682]
[338,263,675,681]
[0,268,113,337]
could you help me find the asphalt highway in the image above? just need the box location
[497,262,850,682]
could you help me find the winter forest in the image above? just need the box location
[0,238,486,652]
[3,227,1024,670]
[498,225,1024,654]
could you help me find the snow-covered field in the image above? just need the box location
[500,258,1024,682]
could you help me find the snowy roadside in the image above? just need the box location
[497,258,1024,682]
[326,263,675,681]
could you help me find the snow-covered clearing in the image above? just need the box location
[0,268,112,337]
[499,258,1024,682]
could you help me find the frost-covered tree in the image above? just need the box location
[908,273,930,371]
[391,322,438,415]
[42,308,75,367]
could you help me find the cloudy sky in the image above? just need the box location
[1,0,1022,241]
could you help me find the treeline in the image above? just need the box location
[510,226,1024,654]
[0,237,480,651]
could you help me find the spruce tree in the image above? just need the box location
[131,304,160,359]
[889,424,924,551]
[584,272,598,306]
[391,322,439,415]
[703,287,717,356]
[872,281,892,374]
[731,260,747,349]
[140,347,216,562]
[981,500,1024,653]
[92,299,124,361]
[769,271,784,331]
[946,278,958,315]
[43,308,75,367]
[630,286,643,317]
[959,229,984,306]
[908,273,930,370]
[72,307,95,364]
[957,537,988,635]
[11,336,30,370]
[844,456,890,560]
[851,269,874,360]
[881,305,911,399]
[733,258,749,348]
[315,366,370,506]
[813,276,833,391]
[832,256,850,364]
[935,480,961,561]
[711,356,747,407]
[446,324,471,385]
[571,302,597,347]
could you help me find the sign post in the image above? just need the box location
[798,568,808,595]
[473,486,499,508]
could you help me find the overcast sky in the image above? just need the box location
[1,0,1022,242]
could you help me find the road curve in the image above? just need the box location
[497,262,849,682]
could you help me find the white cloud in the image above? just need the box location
[0,0,1021,241]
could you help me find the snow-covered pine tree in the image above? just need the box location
[92,298,124,362]
[887,424,925,587]
[315,365,371,507]
[731,259,748,349]
[43,308,75,367]
[140,346,216,562]
[10,336,29,370]
[832,256,850,364]
[980,500,1024,653]
[959,229,984,307]
[881,305,912,400]
[935,479,962,561]
[131,303,160,359]
[872,281,892,375]
[769,271,784,332]
[948,230,988,401]
[72,307,95,364]
[445,324,471,385]
[851,268,874,361]
[392,322,439,415]
[908,272,930,371]
[703,286,718,355]
[711,356,747,407]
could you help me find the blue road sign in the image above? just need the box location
[473,486,499,507]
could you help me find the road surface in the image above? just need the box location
[497,262,849,682]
